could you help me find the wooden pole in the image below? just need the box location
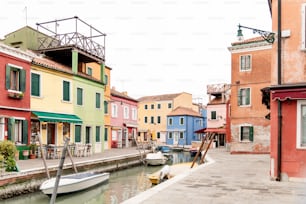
[190,135,206,168]
[200,133,215,164]
[50,137,69,204]
[37,134,50,179]
[66,141,78,173]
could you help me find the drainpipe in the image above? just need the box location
[276,0,282,181]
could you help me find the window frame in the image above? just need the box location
[239,125,254,142]
[62,80,71,102]
[297,100,306,148]
[238,87,251,106]
[31,71,41,97]
[211,111,217,120]
[77,87,83,106]
[179,117,184,125]
[123,106,129,119]
[96,126,101,142]
[96,92,101,109]
[111,103,118,117]
[240,55,252,71]
[132,107,137,120]
[168,117,173,126]
[6,63,25,93]
[87,66,93,76]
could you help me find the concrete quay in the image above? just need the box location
[123,148,306,204]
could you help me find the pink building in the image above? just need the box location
[110,88,138,148]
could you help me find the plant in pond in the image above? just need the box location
[0,140,18,171]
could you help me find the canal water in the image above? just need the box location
[3,151,196,204]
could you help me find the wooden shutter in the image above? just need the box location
[104,101,108,113]
[8,118,15,141]
[238,89,242,105]
[246,88,250,105]
[5,65,11,90]
[96,93,101,108]
[63,81,70,101]
[22,120,28,144]
[75,125,81,143]
[249,126,254,142]
[31,73,40,96]
[20,69,26,92]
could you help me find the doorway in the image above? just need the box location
[47,123,55,144]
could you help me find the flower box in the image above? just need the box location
[8,92,24,99]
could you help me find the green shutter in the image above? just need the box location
[5,65,11,90]
[104,101,108,113]
[20,69,26,92]
[75,125,81,143]
[104,127,108,141]
[249,126,254,142]
[246,88,250,105]
[96,93,101,108]
[77,88,83,105]
[96,126,100,142]
[238,89,242,105]
[8,118,15,141]
[22,120,28,144]
[63,81,70,101]
[31,73,40,96]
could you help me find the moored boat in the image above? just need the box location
[40,171,110,195]
[145,151,168,166]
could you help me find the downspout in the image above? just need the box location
[276,0,282,181]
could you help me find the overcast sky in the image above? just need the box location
[0,0,271,104]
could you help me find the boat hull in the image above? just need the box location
[40,172,110,195]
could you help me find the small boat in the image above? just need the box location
[40,171,110,195]
[145,151,168,166]
[148,162,198,185]
[155,145,172,153]
[189,147,201,157]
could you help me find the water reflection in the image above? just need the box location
[3,151,195,204]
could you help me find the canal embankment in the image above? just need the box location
[0,147,150,199]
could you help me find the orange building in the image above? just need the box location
[228,37,271,153]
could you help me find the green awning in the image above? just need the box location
[32,111,82,123]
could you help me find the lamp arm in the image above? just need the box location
[238,24,275,43]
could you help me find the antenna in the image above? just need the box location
[24,6,28,25]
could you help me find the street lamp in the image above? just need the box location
[237,24,275,44]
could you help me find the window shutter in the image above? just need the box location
[63,81,70,101]
[8,118,15,141]
[31,73,40,96]
[238,89,242,105]
[22,120,28,144]
[246,88,250,105]
[20,69,26,92]
[5,65,11,90]
[96,93,101,109]
[104,127,108,141]
[249,126,254,141]
[75,125,81,143]
[240,126,243,141]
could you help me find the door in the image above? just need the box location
[47,123,55,144]
[173,132,179,145]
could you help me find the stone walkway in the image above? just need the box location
[123,148,306,204]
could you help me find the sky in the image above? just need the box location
[0,0,272,104]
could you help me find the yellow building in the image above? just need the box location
[137,92,194,144]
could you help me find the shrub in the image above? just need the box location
[0,140,17,171]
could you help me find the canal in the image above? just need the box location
[2,151,195,204]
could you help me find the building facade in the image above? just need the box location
[110,88,138,148]
[228,37,271,153]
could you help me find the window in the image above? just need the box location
[168,103,172,108]
[85,126,91,144]
[240,55,251,71]
[124,106,129,119]
[75,125,81,143]
[151,104,154,109]
[132,108,137,120]
[6,64,26,92]
[96,93,101,109]
[63,80,70,102]
[111,104,118,117]
[168,118,173,125]
[7,118,28,144]
[96,126,101,142]
[180,132,184,139]
[211,111,217,120]
[157,132,160,139]
[157,104,161,109]
[87,67,92,76]
[31,72,41,97]
[144,116,148,123]
[179,117,184,125]
[63,123,70,138]
[297,100,306,148]
[168,132,173,139]
[144,104,148,109]
[302,4,306,50]
[104,75,109,85]
[240,126,253,142]
[238,88,251,106]
[157,116,161,124]
[104,101,109,114]
[151,116,154,124]
[77,88,83,105]
[104,127,108,141]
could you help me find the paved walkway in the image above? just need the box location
[123,148,306,204]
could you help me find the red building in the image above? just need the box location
[267,0,306,181]
[0,43,32,144]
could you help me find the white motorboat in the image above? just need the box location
[40,171,110,195]
[145,151,168,166]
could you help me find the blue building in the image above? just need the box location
[166,106,206,146]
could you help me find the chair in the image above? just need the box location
[85,144,92,157]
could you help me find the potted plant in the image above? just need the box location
[29,144,37,159]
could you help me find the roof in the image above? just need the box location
[231,36,266,46]
[168,106,201,117]
[194,128,226,134]
[137,93,184,102]
[111,88,138,102]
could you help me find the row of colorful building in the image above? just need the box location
[1,0,306,182]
